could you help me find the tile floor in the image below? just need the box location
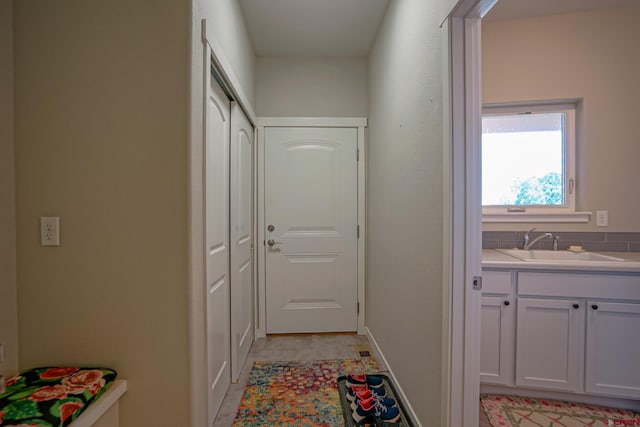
[212,333,492,426]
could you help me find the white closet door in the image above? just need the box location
[264,127,358,333]
[205,70,231,424]
[230,102,254,382]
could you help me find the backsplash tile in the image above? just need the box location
[483,231,640,252]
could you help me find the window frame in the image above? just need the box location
[481,101,589,223]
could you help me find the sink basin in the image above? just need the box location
[497,248,626,262]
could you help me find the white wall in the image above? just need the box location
[0,0,18,379]
[482,5,640,232]
[255,57,368,116]
[14,1,190,426]
[367,0,447,424]
[189,1,256,426]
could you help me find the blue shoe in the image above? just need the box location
[346,373,384,388]
[352,397,400,423]
[347,385,386,401]
[351,395,396,411]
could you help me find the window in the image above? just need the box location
[482,102,587,222]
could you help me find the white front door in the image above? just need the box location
[264,127,358,333]
[205,71,231,423]
[230,102,254,382]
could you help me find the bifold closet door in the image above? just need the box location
[205,70,231,423]
[230,102,254,382]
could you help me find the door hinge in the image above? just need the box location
[357,225,360,238]
[357,148,360,162]
[263,240,266,246]
[357,302,360,314]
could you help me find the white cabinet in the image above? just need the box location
[515,298,584,392]
[480,270,514,385]
[481,267,640,401]
[480,296,514,385]
[585,301,640,399]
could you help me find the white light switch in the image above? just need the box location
[596,210,608,227]
[41,216,60,246]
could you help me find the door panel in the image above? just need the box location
[265,127,358,333]
[205,72,230,423]
[230,102,254,382]
[585,301,640,398]
[480,296,514,385]
[515,298,583,392]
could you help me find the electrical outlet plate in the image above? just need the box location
[41,216,60,246]
[596,210,608,227]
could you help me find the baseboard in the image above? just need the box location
[365,327,423,427]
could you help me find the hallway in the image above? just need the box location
[213,334,384,426]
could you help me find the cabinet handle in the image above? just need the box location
[591,304,599,310]
[572,303,579,309]
[503,301,510,306]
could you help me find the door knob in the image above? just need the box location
[267,224,275,232]
[267,239,282,247]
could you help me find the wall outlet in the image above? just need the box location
[596,210,608,227]
[41,216,60,246]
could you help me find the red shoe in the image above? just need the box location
[346,373,384,388]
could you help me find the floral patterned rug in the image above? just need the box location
[481,394,640,427]
[233,359,378,426]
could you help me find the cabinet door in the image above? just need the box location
[585,301,640,399]
[481,296,515,385]
[516,298,583,392]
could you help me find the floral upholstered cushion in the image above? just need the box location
[0,367,117,427]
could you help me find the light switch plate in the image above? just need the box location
[596,210,608,227]
[41,216,60,246]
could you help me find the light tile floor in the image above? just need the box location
[213,334,384,426]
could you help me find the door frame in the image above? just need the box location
[255,117,367,337]
[442,0,496,426]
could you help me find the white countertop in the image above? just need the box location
[483,249,640,273]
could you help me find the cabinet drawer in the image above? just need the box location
[482,270,512,294]
[518,272,640,300]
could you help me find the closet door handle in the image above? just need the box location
[503,301,510,306]
[591,304,599,310]
[572,303,579,309]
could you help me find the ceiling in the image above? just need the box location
[238,0,638,57]
[485,0,640,21]
[239,0,389,57]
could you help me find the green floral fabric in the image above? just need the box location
[0,367,117,427]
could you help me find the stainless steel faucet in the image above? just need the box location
[523,228,553,250]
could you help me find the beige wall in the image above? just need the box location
[367,0,446,424]
[14,1,190,426]
[483,5,640,232]
[255,56,368,116]
[0,0,18,379]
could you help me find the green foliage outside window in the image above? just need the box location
[512,172,562,205]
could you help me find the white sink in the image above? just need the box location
[497,248,626,262]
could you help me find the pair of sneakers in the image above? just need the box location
[346,374,401,423]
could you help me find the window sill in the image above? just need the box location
[482,211,592,223]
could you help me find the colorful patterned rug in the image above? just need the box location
[233,359,378,426]
[481,394,640,427]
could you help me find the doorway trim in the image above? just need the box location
[442,1,496,426]
[255,116,367,337]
